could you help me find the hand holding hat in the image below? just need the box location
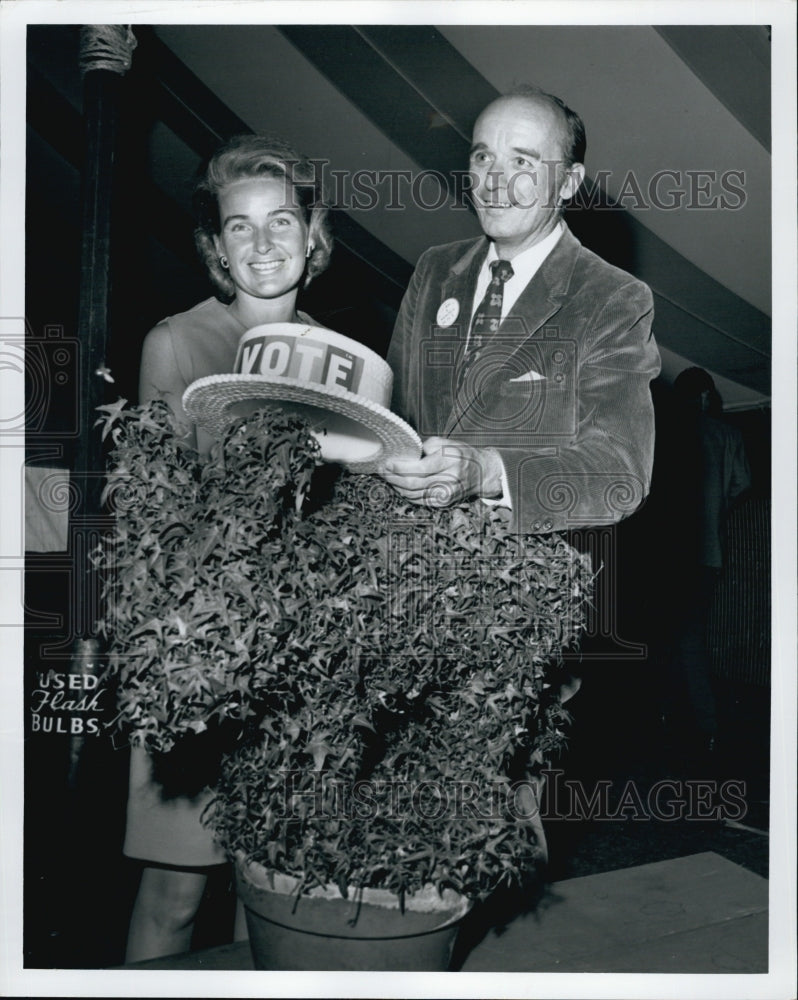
[183,323,422,474]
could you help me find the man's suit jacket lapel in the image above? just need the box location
[445,227,582,436]
[427,239,486,434]
[504,227,581,346]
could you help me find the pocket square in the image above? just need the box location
[509,369,546,382]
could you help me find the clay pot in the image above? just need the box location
[235,856,469,971]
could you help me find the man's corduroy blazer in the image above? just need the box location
[386,226,661,534]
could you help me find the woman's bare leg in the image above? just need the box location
[125,867,207,963]
[233,897,249,942]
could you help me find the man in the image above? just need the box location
[380,87,660,532]
[659,368,750,760]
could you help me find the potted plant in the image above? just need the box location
[94,399,592,971]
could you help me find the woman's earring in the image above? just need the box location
[220,255,229,269]
[306,245,315,260]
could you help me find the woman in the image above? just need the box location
[124,133,333,962]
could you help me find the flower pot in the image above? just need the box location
[235,856,470,971]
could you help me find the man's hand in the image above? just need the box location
[379,437,504,507]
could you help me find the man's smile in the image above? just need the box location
[475,195,514,209]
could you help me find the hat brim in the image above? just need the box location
[183,374,422,473]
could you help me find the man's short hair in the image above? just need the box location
[505,84,586,167]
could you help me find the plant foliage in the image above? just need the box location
[94,399,593,902]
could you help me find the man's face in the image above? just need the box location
[469,96,580,258]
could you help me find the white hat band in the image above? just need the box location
[234,326,392,408]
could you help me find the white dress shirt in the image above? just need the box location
[468,221,565,339]
[468,222,565,507]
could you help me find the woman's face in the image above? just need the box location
[213,175,311,304]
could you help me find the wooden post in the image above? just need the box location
[74,25,136,521]
[69,25,136,785]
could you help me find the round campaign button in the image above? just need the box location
[436,298,460,327]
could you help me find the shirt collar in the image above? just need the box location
[485,221,565,281]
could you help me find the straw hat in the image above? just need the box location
[182,323,422,473]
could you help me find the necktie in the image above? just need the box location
[457,258,514,393]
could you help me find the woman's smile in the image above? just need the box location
[249,257,287,273]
